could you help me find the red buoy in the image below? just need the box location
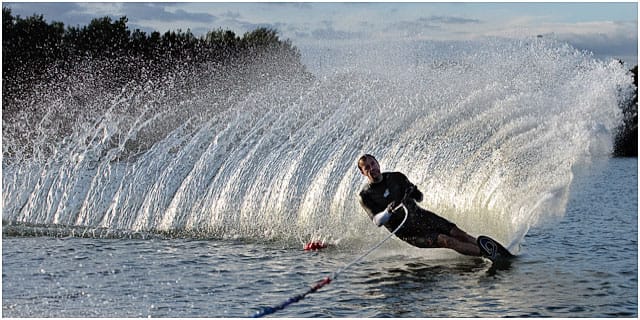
[303,240,327,251]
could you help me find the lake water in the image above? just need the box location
[3,37,637,317]
[3,157,636,317]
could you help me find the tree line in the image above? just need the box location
[2,7,309,114]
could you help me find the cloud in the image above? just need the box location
[392,19,441,32]
[5,2,79,19]
[4,2,94,27]
[121,3,216,23]
[499,20,636,54]
[390,15,482,34]
[222,11,241,19]
[310,27,364,40]
[427,15,481,25]
[258,2,313,10]
[237,21,289,33]
[5,2,218,32]
[558,30,638,61]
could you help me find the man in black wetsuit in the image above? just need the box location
[357,154,481,256]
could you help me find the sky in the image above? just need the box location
[3,2,638,67]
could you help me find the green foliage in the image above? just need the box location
[3,8,65,72]
[613,65,638,157]
[66,16,130,56]
[2,7,308,112]
[205,29,239,47]
[242,27,280,48]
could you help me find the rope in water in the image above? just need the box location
[251,204,409,318]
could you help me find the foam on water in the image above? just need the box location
[2,37,634,250]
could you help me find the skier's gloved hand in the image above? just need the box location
[372,209,391,227]
[373,201,398,227]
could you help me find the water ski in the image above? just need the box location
[477,236,514,262]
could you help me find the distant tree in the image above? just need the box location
[2,7,310,122]
[64,16,130,57]
[2,7,66,112]
[205,29,239,46]
[613,65,638,157]
[242,27,281,48]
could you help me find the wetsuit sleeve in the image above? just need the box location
[357,192,377,221]
[397,173,423,202]
[410,184,423,202]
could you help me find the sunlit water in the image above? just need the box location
[2,37,637,317]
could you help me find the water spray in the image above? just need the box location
[3,37,632,254]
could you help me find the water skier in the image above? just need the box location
[357,154,482,256]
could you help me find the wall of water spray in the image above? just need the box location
[3,37,634,248]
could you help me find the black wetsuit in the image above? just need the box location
[358,172,456,248]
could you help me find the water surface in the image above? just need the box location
[3,158,636,317]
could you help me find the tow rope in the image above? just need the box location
[251,204,409,317]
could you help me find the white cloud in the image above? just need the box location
[77,3,124,17]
